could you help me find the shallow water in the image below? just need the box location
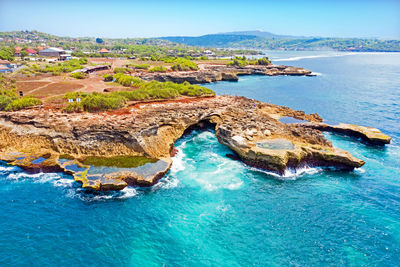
[1,52,400,266]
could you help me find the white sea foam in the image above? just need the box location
[52,178,75,187]
[170,148,186,173]
[311,72,323,76]
[7,172,51,181]
[226,181,244,190]
[354,168,366,174]
[248,166,322,180]
[152,176,179,190]
[117,187,138,199]
[0,166,16,174]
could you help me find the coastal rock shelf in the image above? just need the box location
[138,64,314,84]
[0,95,391,191]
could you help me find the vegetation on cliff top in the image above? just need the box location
[0,74,42,111]
[79,156,157,168]
[171,59,199,71]
[63,74,215,112]
[148,66,168,73]
[227,56,271,67]
[18,58,87,76]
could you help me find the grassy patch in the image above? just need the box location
[59,154,75,160]
[79,155,157,168]
[171,59,199,71]
[63,74,215,112]
[4,97,42,111]
[113,67,132,74]
[149,66,168,73]
[70,72,88,79]
[132,64,149,70]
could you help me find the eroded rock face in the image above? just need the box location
[137,64,314,84]
[0,95,388,190]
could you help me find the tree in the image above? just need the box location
[20,51,28,59]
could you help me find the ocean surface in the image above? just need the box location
[1,51,400,266]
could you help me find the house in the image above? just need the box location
[15,46,22,56]
[59,54,72,61]
[25,48,37,55]
[38,47,65,57]
[98,48,111,55]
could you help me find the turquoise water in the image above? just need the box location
[1,52,400,266]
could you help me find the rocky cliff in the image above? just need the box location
[0,96,391,191]
[138,64,314,84]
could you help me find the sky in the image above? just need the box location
[0,0,399,39]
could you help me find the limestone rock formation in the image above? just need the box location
[138,64,314,84]
[0,95,390,191]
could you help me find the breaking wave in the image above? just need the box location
[247,166,322,180]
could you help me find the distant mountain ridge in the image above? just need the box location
[217,30,306,39]
[159,31,400,52]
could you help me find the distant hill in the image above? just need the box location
[159,32,400,52]
[218,30,304,39]
[159,34,259,47]
[1,30,399,52]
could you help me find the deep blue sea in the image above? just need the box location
[1,52,399,266]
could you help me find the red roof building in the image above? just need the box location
[15,46,22,54]
[98,48,110,54]
[25,48,37,54]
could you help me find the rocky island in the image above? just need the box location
[0,95,391,191]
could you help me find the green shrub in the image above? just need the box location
[81,93,126,112]
[256,57,271,65]
[70,72,88,79]
[79,58,88,64]
[113,73,144,87]
[64,91,87,100]
[0,95,13,111]
[227,56,248,67]
[5,97,42,111]
[65,74,215,112]
[171,59,199,71]
[63,102,84,113]
[103,74,114,81]
[148,66,168,73]
[113,67,132,74]
[133,64,150,70]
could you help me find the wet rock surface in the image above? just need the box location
[0,95,390,190]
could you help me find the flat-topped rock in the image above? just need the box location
[304,122,392,145]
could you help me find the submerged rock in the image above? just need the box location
[0,95,390,190]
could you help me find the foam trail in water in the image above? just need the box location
[274,53,357,62]
[7,172,63,183]
[67,186,138,201]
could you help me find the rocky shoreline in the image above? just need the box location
[0,95,391,191]
[137,64,314,84]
